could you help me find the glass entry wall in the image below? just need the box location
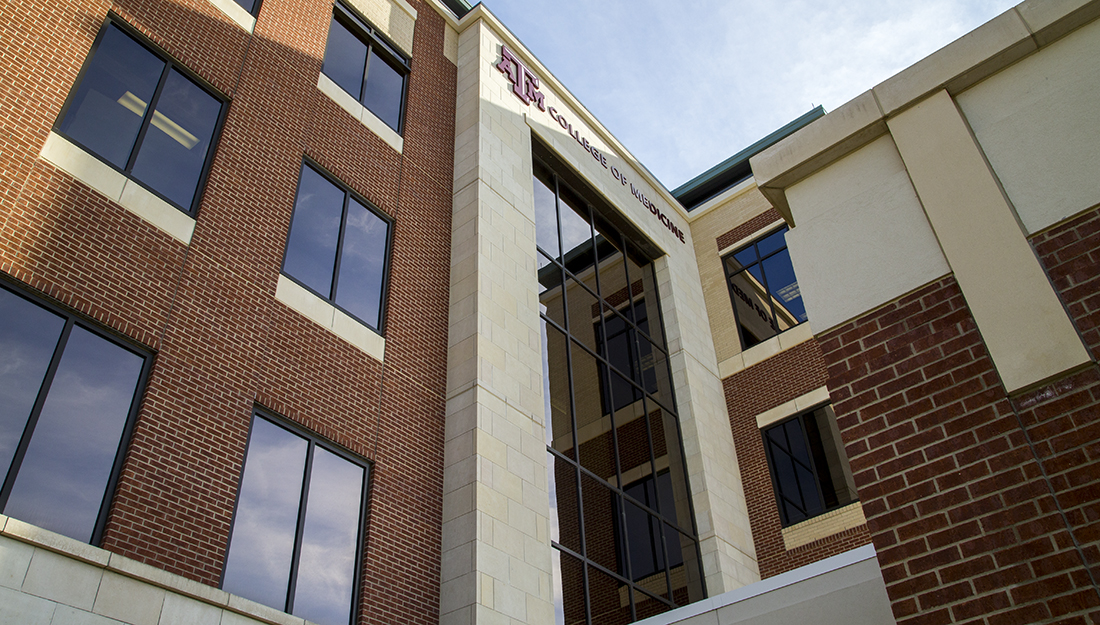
[534,154,705,625]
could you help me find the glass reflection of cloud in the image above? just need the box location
[5,326,141,542]
[222,420,307,610]
[294,447,364,625]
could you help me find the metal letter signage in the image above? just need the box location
[497,45,685,244]
[498,45,545,111]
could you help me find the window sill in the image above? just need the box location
[0,514,306,625]
[275,274,385,362]
[780,502,866,551]
[717,321,814,379]
[39,132,196,245]
[317,73,404,153]
[205,0,256,33]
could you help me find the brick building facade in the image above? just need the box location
[0,0,1097,624]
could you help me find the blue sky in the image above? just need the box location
[482,0,1018,190]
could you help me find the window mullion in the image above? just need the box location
[330,192,351,301]
[124,64,172,173]
[285,440,316,615]
[0,318,74,508]
[359,43,371,103]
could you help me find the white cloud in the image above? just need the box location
[484,0,1017,189]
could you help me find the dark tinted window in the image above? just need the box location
[282,162,391,332]
[0,283,148,543]
[57,22,225,214]
[222,414,368,625]
[232,0,260,15]
[723,226,807,349]
[763,406,858,526]
[321,5,408,134]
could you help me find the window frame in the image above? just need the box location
[0,276,153,546]
[221,408,373,625]
[324,1,411,135]
[761,403,856,527]
[53,15,230,217]
[721,224,806,350]
[279,158,394,334]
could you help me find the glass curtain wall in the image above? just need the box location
[534,156,705,625]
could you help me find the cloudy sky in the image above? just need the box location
[482,0,1018,190]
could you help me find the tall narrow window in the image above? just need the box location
[322,3,409,133]
[282,161,392,332]
[722,225,806,349]
[56,20,226,214]
[535,146,705,624]
[222,413,370,625]
[0,281,149,544]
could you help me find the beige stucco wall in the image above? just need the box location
[751,0,1100,393]
[783,135,950,334]
[956,16,1100,235]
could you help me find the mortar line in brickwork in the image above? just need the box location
[1005,363,1100,607]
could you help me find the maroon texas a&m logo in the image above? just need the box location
[497,45,545,111]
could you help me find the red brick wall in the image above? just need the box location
[715,209,783,253]
[1032,205,1100,360]
[0,1,456,624]
[819,275,1100,624]
[723,339,872,578]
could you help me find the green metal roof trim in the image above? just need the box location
[442,0,474,17]
[673,106,825,211]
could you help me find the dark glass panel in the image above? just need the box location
[727,269,776,345]
[784,419,811,466]
[543,322,573,451]
[565,275,600,352]
[796,463,822,514]
[362,49,403,132]
[732,245,757,268]
[550,454,582,555]
[232,0,258,13]
[334,198,389,329]
[129,69,222,208]
[611,407,650,485]
[533,170,560,267]
[222,418,308,610]
[587,564,632,625]
[552,548,586,625]
[566,344,604,469]
[580,472,618,572]
[539,262,566,326]
[59,25,165,168]
[322,17,368,99]
[757,227,788,257]
[0,288,65,480]
[557,186,593,271]
[283,166,345,297]
[761,248,806,326]
[294,446,365,625]
[621,497,662,581]
[4,326,142,542]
